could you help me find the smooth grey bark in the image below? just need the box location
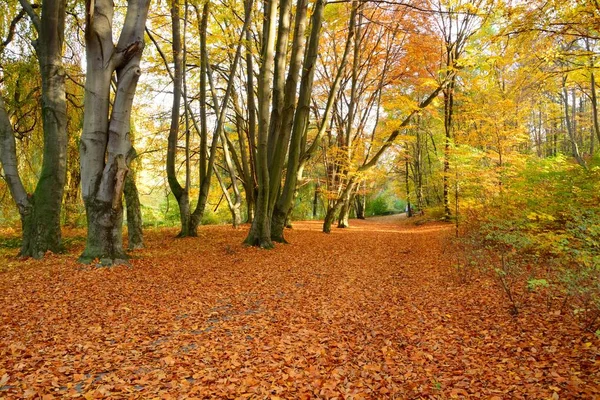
[336,9,363,230]
[0,0,67,258]
[266,0,293,166]
[267,0,308,213]
[148,3,218,234]
[79,0,150,264]
[244,5,258,212]
[190,3,212,231]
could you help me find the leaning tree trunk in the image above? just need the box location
[270,0,328,242]
[189,1,213,233]
[79,0,150,265]
[0,0,68,258]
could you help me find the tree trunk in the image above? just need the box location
[312,181,320,218]
[231,90,255,224]
[442,75,455,220]
[79,0,150,264]
[190,1,214,233]
[80,199,128,265]
[337,190,353,228]
[354,184,365,220]
[562,77,587,168]
[405,158,412,217]
[267,0,308,212]
[64,131,82,227]
[213,164,243,228]
[0,0,68,258]
[323,203,341,234]
[124,170,143,250]
[244,0,277,249]
[270,0,342,242]
[166,0,192,237]
[590,71,600,151]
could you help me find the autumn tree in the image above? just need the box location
[79,0,151,264]
[0,0,67,258]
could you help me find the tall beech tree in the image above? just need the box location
[0,0,67,258]
[79,0,151,264]
[244,0,320,247]
[432,0,489,220]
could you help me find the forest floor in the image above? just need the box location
[0,216,599,399]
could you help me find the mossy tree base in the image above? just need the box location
[20,193,64,259]
[79,200,129,266]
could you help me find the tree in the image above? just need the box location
[79,0,151,264]
[0,0,67,258]
[431,0,490,220]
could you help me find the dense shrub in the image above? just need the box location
[456,154,600,333]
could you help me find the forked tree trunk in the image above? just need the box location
[271,0,355,241]
[321,80,449,233]
[79,0,150,264]
[0,0,67,258]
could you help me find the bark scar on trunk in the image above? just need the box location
[112,154,128,210]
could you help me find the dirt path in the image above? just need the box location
[0,219,598,398]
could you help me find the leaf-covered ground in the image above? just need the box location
[1,216,599,399]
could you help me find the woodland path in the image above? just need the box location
[0,217,598,398]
